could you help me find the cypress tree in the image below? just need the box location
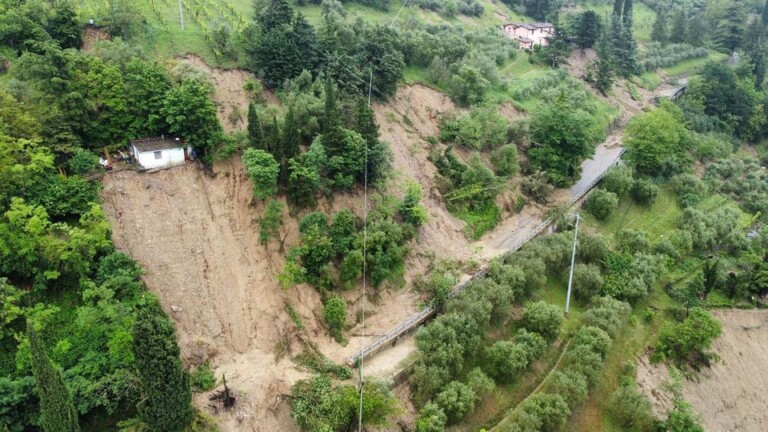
[745,19,767,88]
[266,116,280,156]
[576,10,601,49]
[259,0,294,31]
[247,102,265,149]
[651,13,668,46]
[133,305,193,432]
[593,31,617,94]
[669,11,687,44]
[621,0,633,26]
[763,0,768,26]
[354,99,390,184]
[322,77,345,156]
[612,0,624,16]
[28,322,80,432]
[280,106,300,186]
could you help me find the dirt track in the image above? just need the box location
[637,309,768,432]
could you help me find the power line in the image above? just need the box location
[358,1,410,431]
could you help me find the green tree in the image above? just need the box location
[609,381,654,429]
[665,399,704,432]
[508,393,570,432]
[714,2,746,51]
[522,301,563,340]
[528,95,603,186]
[744,19,767,88]
[624,105,684,175]
[354,99,391,184]
[323,295,347,342]
[575,11,601,49]
[399,182,428,227]
[49,2,82,50]
[247,102,265,149]
[573,263,604,300]
[163,79,222,161]
[592,31,617,94]
[259,199,284,245]
[654,307,722,366]
[490,144,519,177]
[630,178,659,205]
[242,148,279,199]
[434,381,477,424]
[585,189,618,221]
[28,322,80,432]
[601,164,633,196]
[416,401,447,432]
[669,10,687,44]
[450,64,489,106]
[651,13,668,46]
[132,305,193,432]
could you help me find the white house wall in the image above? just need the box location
[135,148,185,170]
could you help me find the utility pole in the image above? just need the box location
[565,213,580,317]
[178,0,184,31]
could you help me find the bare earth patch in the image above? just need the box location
[637,309,768,432]
[182,55,279,133]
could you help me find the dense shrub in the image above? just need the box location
[582,297,631,337]
[654,307,722,367]
[505,393,570,432]
[585,189,619,221]
[522,301,563,340]
[636,43,709,73]
[491,144,520,177]
[440,106,510,151]
[323,296,347,342]
[416,401,447,432]
[630,178,659,205]
[577,233,611,265]
[601,165,633,196]
[434,381,477,424]
[672,173,708,208]
[609,381,655,429]
[67,149,99,175]
[573,263,604,300]
[616,229,651,254]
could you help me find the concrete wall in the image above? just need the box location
[133,147,185,170]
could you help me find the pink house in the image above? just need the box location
[501,22,554,49]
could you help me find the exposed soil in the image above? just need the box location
[80,27,109,53]
[181,55,279,133]
[100,84,482,431]
[373,84,476,263]
[637,309,768,432]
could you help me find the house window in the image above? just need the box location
[154,151,162,160]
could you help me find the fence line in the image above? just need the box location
[346,148,626,367]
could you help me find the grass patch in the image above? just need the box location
[663,51,728,77]
[454,205,501,240]
[582,186,682,241]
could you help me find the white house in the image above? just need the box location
[130,136,187,170]
[502,22,554,49]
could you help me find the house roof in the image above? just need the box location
[503,22,553,30]
[130,137,183,152]
[518,37,534,43]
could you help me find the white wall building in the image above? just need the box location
[501,22,554,49]
[130,137,186,170]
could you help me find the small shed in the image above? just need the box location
[130,137,186,170]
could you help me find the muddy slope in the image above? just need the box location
[637,309,768,432]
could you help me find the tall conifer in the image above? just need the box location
[247,102,265,149]
[28,322,80,432]
[133,305,193,432]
